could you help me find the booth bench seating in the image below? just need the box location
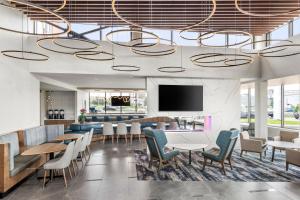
[0,125,64,197]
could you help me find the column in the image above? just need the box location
[255,80,268,138]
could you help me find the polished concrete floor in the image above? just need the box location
[3,140,300,200]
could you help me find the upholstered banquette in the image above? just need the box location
[0,125,64,197]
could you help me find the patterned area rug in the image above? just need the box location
[135,149,300,182]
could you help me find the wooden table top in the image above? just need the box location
[21,143,66,156]
[55,134,82,141]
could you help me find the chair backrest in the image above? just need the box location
[280,131,299,142]
[144,129,168,160]
[24,126,47,146]
[117,123,127,135]
[103,122,114,135]
[168,121,179,130]
[0,132,20,171]
[157,122,166,130]
[87,128,94,145]
[80,132,90,152]
[60,141,75,168]
[130,122,141,135]
[72,136,83,160]
[45,125,64,141]
[227,129,239,158]
[240,131,250,140]
[216,130,238,161]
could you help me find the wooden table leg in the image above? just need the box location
[189,150,192,164]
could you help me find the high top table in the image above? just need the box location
[267,141,300,162]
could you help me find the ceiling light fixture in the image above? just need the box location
[74,50,115,61]
[1,0,71,36]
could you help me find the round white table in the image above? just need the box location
[267,141,300,162]
[167,143,208,164]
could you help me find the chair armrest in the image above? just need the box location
[292,138,300,144]
[251,137,266,144]
[273,136,281,141]
[286,149,300,165]
[0,143,10,183]
[241,139,263,151]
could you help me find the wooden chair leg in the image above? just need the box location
[62,168,68,188]
[43,170,47,189]
[240,150,243,157]
[259,153,262,161]
[125,135,127,144]
[83,151,88,161]
[286,162,289,171]
[228,158,233,170]
[202,158,207,170]
[221,162,226,175]
[210,160,213,165]
[131,134,133,144]
[68,166,73,179]
[117,135,119,144]
[139,134,141,143]
[72,160,76,176]
[103,135,106,144]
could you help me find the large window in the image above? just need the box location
[240,83,255,124]
[293,18,300,36]
[143,28,172,44]
[89,90,147,114]
[201,34,226,47]
[284,84,300,128]
[270,24,289,45]
[267,85,282,126]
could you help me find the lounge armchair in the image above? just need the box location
[202,130,239,175]
[273,131,300,145]
[240,131,267,160]
[286,149,300,171]
[144,129,179,171]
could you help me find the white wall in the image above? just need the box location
[146,77,241,144]
[0,6,40,134]
[44,91,76,120]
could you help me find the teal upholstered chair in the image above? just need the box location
[202,130,239,175]
[144,129,179,171]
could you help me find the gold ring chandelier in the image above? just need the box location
[131,38,177,57]
[37,37,100,55]
[112,0,217,30]
[74,51,115,61]
[0,0,71,36]
[199,30,252,48]
[106,29,160,48]
[190,53,254,67]
[1,50,49,61]
[235,0,300,17]
[239,40,293,55]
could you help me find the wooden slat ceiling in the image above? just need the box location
[12,0,300,35]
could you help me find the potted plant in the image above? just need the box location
[79,108,87,124]
[293,104,300,120]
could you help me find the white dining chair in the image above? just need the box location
[103,122,114,144]
[86,128,94,158]
[79,132,90,165]
[117,123,128,144]
[130,122,141,144]
[168,121,179,130]
[157,122,166,130]
[71,136,83,175]
[43,141,75,188]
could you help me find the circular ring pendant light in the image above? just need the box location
[36,37,99,55]
[1,50,49,61]
[112,0,216,30]
[199,30,252,48]
[259,44,300,57]
[131,38,177,56]
[75,51,115,61]
[106,29,160,48]
[157,67,186,73]
[112,65,140,72]
[191,53,254,67]
[235,0,300,17]
[0,0,71,36]
[239,40,293,55]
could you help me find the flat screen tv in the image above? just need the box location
[111,96,130,106]
[159,85,203,111]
